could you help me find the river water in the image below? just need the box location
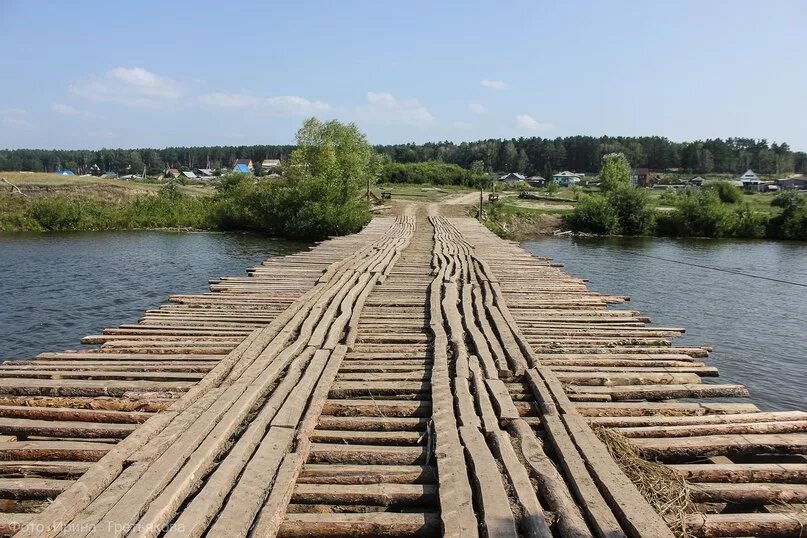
[0,231,308,363]
[0,231,804,411]
[522,236,807,411]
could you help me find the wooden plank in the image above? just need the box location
[458,426,518,537]
[278,512,440,537]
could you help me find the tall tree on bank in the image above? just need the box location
[599,153,632,192]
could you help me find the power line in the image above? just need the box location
[632,253,807,288]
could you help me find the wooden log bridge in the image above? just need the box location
[1,215,805,537]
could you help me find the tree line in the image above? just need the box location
[2,135,806,177]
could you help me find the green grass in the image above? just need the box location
[375,182,473,202]
[1,172,213,197]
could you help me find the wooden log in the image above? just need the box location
[0,477,73,499]
[507,419,591,537]
[458,425,518,537]
[291,483,437,506]
[618,420,807,438]
[670,463,807,483]
[634,433,807,460]
[278,512,440,538]
[685,512,807,537]
[297,464,434,485]
[488,430,552,537]
[689,482,807,504]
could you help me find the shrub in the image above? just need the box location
[567,194,620,234]
[732,204,766,238]
[657,190,735,237]
[704,181,742,203]
[768,193,807,240]
[607,187,656,235]
[381,161,485,186]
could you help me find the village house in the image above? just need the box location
[525,175,548,188]
[776,175,807,191]
[738,169,763,192]
[196,168,215,178]
[181,171,197,180]
[630,167,650,187]
[261,159,281,172]
[233,159,254,173]
[552,171,582,187]
[499,172,525,183]
[165,168,180,178]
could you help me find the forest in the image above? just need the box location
[1,135,805,177]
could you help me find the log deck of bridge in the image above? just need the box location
[1,216,804,537]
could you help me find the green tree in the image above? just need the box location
[599,153,631,192]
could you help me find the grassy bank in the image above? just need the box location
[480,184,807,241]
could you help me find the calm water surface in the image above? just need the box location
[522,236,807,411]
[0,231,308,362]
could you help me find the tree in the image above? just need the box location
[599,153,631,192]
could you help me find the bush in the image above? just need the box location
[381,161,485,186]
[771,191,806,210]
[567,195,620,234]
[607,187,656,235]
[704,181,742,203]
[768,193,807,240]
[657,190,735,237]
[567,187,655,235]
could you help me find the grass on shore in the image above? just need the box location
[375,182,473,202]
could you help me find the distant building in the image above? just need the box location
[689,176,706,187]
[261,159,281,172]
[54,169,75,176]
[233,163,252,174]
[166,168,180,178]
[630,167,650,187]
[739,169,763,192]
[552,171,582,187]
[776,176,807,191]
[525,176,548,188]
[196,168,215,178]
[234,159,254,172]
[499,173,526,183]
[181,171,197,179]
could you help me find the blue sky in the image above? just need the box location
[1,0,805,150]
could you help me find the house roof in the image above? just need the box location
[526,176,545,181]
[234,163,251,173]
[167,168,179,174]
[554,171,580,177]
[182,171,197,178]
[262,159,281,166]
[235,158,252,165]
[499,173,525,180]
[197,168,215,176]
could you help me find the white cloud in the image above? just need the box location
[70,67,184,108]
[469,103,488,114]
[198,92,329,114]
[51,103,94,118]
[516,114,554,132]
[481,79,507,90]
[0,108,32,129]
[356,92,435,126]
[452,121,472,130]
